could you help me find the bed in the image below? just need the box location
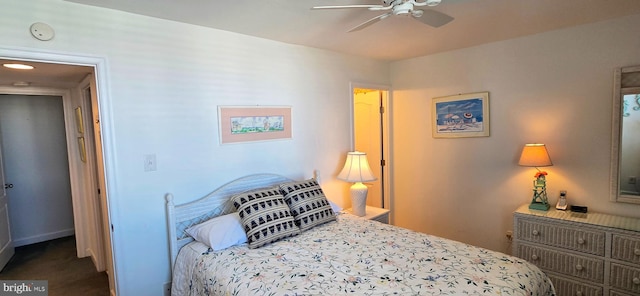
[166,173,555,296]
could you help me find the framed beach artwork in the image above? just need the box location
[432,92,490,138]
[218,106,292,144]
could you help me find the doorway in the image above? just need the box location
[351,84,391,217]
[0,52,116,295]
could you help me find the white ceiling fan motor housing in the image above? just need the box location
[393,2,413,15]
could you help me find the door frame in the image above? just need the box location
[349,82,392,220]
[0,47,118,296]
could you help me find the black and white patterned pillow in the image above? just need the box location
[279,178,336,232]
[231,186,300,249]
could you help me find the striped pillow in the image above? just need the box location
[279,178,336,232]
[231,186,300,249]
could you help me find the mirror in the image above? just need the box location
[610,65,640,203]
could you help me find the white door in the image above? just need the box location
[86,76,116,294]
[0,132,14,270]
[354,90,384,208]
[0,95,74,246]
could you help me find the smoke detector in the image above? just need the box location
[30,22,55,41]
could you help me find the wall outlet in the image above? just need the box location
[163,282,171,296]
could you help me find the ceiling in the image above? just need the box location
[64,0,640,61]
[0,59,93,89]
[3,0,640,89]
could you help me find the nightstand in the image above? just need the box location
[346,206,390,224]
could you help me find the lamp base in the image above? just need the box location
[350,182,368,217]
[529,201,550,211]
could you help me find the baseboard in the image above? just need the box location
[87,248,106,272]
[13,228,75,247]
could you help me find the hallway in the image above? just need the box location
[0,236,109,296]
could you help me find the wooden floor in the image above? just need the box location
[0,236,109,296]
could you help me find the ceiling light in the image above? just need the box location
[3,63,35,70]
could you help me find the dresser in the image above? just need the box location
[513,204,640,296]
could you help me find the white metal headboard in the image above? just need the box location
[165,173,294,270]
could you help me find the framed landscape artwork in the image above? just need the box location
[218,106,292,144]
[432,92,490,138]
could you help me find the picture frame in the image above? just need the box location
[77,137,86,162]
[432,92,490,138]
[218,106,292,144]
[74,106,84,134]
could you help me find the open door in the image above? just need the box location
[0,132,14,270]
[85,75,116,295]
[354,89,384,207]
[352,85,391,213]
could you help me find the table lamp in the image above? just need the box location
[337,151,377,216]
[518,144,553,210]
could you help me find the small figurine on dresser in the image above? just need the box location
[529,171,550,210]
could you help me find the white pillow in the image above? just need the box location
[328,199,342,213]
[185,212,247,251]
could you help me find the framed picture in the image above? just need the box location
[432,92,490,138]
[218,106,292,144]
[74,106,84,134]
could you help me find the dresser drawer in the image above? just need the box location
[548,274,603,296]
[609,263,640,294]
[516,243,604,283]
[515,217,606,256]
[610,290,635,296]
[611,234,640,265]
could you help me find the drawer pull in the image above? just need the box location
[634,277,640,285]
[577,238,585,245]
[575,264,583,271]
[532,230,539,236]
[531,254,539,261]
[634,248,640,256]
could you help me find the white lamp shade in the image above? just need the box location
[337,151,377,182]
[518,144,553,167]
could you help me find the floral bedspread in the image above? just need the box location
[172,213,555,296]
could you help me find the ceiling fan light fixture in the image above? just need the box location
[393,2,413,15]
[314,0,454,31]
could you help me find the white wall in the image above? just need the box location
[0,0,389,294]
[390,13,640,253]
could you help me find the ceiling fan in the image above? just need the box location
[312,0,454,32]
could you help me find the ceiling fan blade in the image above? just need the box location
[412,0,442,7]
[312,5,384,10]
[348,12,392,32]
[412,9,454,27]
